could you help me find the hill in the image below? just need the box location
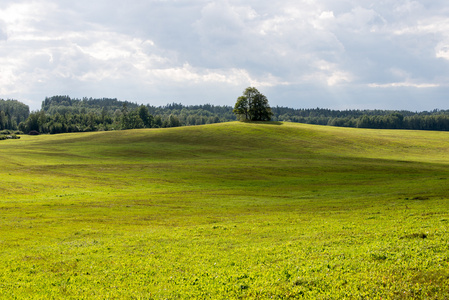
[0,122,448,298]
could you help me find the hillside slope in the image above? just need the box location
[4,121,449,163]
[0,122,448,299]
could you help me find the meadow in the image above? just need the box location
[0,121,448,299]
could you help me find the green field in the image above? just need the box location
[1,122,448,299]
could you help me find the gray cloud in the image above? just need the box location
[0,0,449,111]
[0,20,6,40]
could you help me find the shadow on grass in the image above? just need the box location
[240,121,283,125]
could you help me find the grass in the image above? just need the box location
[0,122,449,299]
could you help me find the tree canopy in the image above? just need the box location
[0,99,30,130]
[233,87,273,121]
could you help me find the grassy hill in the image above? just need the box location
[1,122,448,299]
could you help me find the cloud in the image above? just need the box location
[0,20,6,40]
[0,0,449,111]
[368,82,440,88]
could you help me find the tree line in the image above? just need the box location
[271,107,449,131]
[2,96,449,135]
[17,96,237,134]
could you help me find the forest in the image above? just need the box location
[1,96,449,134]
[17,96,236,134]
[0,99,30,130]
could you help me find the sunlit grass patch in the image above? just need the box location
[0,122,448,298]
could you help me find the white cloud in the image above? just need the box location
[301,60,352,86]
[368,82,440,88]
[335,6,386,33]
[436,43,449,60]
[0,0,449,110]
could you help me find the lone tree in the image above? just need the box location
[233,87,273,121]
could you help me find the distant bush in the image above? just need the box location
[0,134,20,140]
[0,130,12,135]
[1,130,23,135]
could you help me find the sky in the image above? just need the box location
[1,0,449,111]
